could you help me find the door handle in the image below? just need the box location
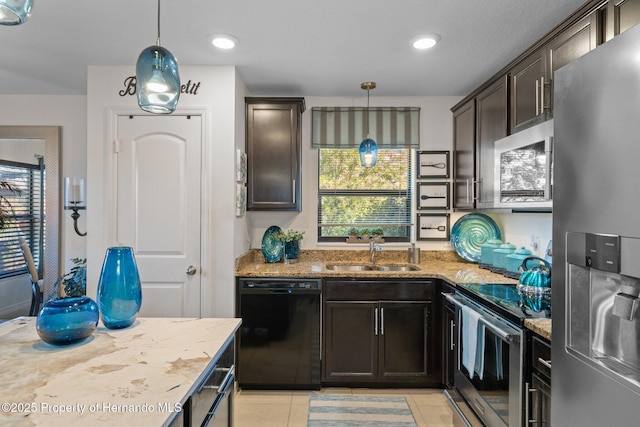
[186,265,197,275]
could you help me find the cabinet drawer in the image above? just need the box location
[325,280,434,301]
[531,335,551,379]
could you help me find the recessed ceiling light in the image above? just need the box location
[211,34,238,50]
[411,34,441,50]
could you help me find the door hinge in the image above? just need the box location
[113,139,121,153]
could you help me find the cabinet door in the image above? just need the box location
[510,49,547,133]
[379,301,430,382]
[323,301,377,383]
[246,98,303,211]
[475,77,508,209]
[605,0,640,40]
[547,13,598,111]
[452,100,476,209]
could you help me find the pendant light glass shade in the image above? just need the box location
[359,137,378,167]
[0,0,33,25]
[135,0,180,114]
[359,81,378,167]
[136,45,180,114]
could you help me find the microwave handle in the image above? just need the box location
[544,136,553,200]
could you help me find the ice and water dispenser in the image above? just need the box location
[566,232,640,392]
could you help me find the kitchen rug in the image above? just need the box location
[308,395,418,426]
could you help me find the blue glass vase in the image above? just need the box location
[97,246,142,329]
[36,296,99,345]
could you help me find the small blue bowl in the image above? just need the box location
[36,296,99,345]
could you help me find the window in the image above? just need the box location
[317,148,413,242]
[0,160,44,279]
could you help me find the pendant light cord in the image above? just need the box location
[366,88,370,138]
[156,0,161,46]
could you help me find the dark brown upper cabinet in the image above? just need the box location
[475,76,508,209]
[605,0,640,41]
[510,11,598,133]
[452,99,476,210]
[245,97,305,211]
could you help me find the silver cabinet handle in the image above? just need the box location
[292,179,296,204]
[465,179,470,204]
[450,320,455,351]
[540,76,545,115]
[526,382,539,425]
[374,308,378,336]
[380,307,384,335]
[186,265,197,275]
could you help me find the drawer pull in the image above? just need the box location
[537,357,552,369]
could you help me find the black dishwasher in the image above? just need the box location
[237,278,321,389]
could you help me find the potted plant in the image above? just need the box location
[275,229,304,260]
[370,227,384,242]
[54,258,87,297]
[0,180,21,231]
[358,227,371,240]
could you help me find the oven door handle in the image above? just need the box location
[444,293,520,343]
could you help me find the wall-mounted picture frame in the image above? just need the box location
[417,150,450,179]
[235,183,246,217]
[417,213,450,241]
[236,148,247,183]
[417,182,450,210]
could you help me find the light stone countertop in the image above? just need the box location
[0,317,241,427]
[524,318,552,341]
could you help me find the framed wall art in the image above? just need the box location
[417,150,449,179]
[417,182,450,210]
[417,213,450,241]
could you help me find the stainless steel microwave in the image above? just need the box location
[493,119,553,210]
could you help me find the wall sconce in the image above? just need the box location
[64,177,87,236]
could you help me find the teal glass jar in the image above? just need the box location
[97,246,142,329]
[36,296,99,345]
[284,240,300,260]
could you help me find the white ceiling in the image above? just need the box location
[0,0,588,97]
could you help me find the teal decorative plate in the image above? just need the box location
[451,213,502,262]
[262,225,283,263]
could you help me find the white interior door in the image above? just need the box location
[115,114,202,318]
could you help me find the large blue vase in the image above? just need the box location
[36,296,99,345]
[97,246,142,329]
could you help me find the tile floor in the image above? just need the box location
[234,387,455,427]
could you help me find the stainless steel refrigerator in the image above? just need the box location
[553,24,640,426]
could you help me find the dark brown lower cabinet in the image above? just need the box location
[322,279,440,387]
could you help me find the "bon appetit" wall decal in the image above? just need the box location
[119,76,202,97]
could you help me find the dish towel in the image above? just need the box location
[474,322,486,380]
[461,305,482,379]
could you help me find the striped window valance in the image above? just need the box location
[311,107,420,149]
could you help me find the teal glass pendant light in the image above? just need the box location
[136,0,180,114]
[359,81,378,167]
[0,0,33,25]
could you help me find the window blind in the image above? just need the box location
[0,160,44,280]
[311,107,420,149]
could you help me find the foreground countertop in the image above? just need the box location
[0,317,241,427]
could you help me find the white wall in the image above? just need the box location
[86,65,248,318]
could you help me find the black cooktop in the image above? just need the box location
[455,283,550,326]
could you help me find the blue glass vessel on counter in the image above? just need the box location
[36,296,99,345]
[97,246,142,329]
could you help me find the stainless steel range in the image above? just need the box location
[444,283,549,427]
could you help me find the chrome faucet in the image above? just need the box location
[369,238,382,263]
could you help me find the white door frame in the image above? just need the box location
[103,107,211,317]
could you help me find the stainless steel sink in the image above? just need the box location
[375,265,421,271]
[325,264,373,271]
[325,264,421,272]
